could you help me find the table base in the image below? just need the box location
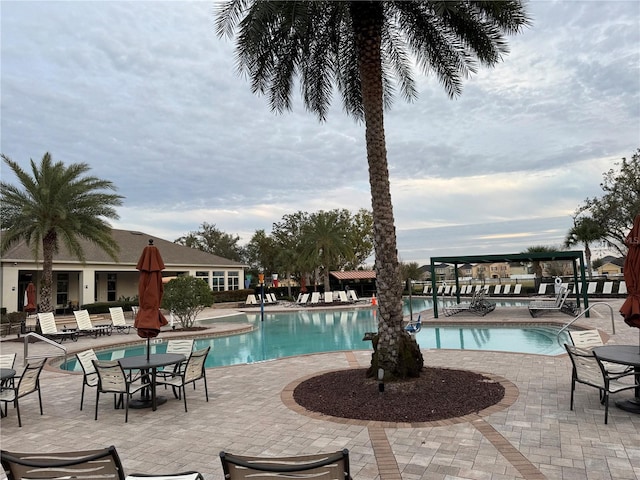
[615,397,640,414]
[129,395,168,409]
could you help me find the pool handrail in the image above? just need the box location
[557,302,616,337]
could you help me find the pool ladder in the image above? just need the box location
[557,302,617,337]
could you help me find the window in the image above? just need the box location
[107,274,117,302]
[212,271,225,292]
[228,271,239,290]
[196,271,209,285]
[56,273,69,306]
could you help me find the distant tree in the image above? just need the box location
[591,258,604,271]
[162,276,214,329]
[216,0,530,379]
[299,210,354,292]
[523,246,557,289]
[400,261,423,293]
[244,229,279,279]
[578,149,640,255]
[564,215,605,279]
[175,222,244,262]
[343,209,374,271]
[271,211,313,293]
[1,152,122,313]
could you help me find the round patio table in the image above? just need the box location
[119,353,185,410]
[593,345,640,413]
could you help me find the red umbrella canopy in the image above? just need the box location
[621,214,640,328]
[24,282,36,313]
[134,240,168,338]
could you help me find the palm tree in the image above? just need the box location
[564,216,605,279]
[216,1,529,378]
[523,245,557,290]
[1,153,123,313]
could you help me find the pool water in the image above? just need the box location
[60,303,570,372]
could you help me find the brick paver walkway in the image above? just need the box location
[1,299,638,480]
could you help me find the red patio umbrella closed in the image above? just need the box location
[135,240,168,358]
[24,282,36,313]
[620,214,640,335]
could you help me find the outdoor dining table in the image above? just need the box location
[118,353,185,411]
[593,345,640,413]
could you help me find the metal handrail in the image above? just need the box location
[23,332,67,366]
[557,302,617,336]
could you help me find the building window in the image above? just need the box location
[212,271,225,292]
[228,271,239,290]
[56,273,69,307]
[107,274,117,302]
[196,271,209,285]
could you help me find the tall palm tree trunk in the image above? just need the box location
[351,2,423,378]
[40,230,57,313]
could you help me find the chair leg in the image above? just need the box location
[182,385,188,413]
[80,382,86,410]
[37,386,43,415]
[570,379,575,411]
[15,399,21,427]
[95,390,100,420]
[604,391,609,424]
[203,375,209,402]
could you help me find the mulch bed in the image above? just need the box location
[293,367,505,423]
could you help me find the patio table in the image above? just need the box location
[593,345,640,413]
[119,353,185,411]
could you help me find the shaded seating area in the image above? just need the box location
[564,344,638,424]
[219,449,351,480]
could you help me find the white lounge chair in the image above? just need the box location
[323,292,334,304]
[443,285,451,295]
[309,292,321,305]
[528,287,575,317]
[587,282,597,295]
[36,312,78,342]
[422,285,431,295]
[513,284,522,295]
[109,307,132,334]
[537,283,549,295]
[245,294,258,305]
[74,309,112,337]
[297,293,310,305]
[347,290,359,302]
[619,281,627,295]
[337,291,350,303]
[502,284,511,295]
[602,282,613,295]
[493,285,501,295]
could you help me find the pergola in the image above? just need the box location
[429,250,588,318]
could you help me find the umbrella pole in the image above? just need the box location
[147,337,151,360]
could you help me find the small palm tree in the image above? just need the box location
[1,153,123,312]
[564,216,605,279]
[216,0,529,378]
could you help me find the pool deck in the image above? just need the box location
[1,298,639,480]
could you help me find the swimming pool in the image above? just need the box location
[60,305,570,372]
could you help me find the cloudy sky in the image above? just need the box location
[1,1,638,266]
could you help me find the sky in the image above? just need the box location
[1,1,639,267]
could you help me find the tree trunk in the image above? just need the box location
[584,243,593,279]
[351,2,423,379]
[40,230,57,313]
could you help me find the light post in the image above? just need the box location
[258,272,265,322]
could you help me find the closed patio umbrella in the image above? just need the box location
[24,282,36,313]
[135,239,168,359]
[620,214,640,349]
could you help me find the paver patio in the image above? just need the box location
[1,298,639,480]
